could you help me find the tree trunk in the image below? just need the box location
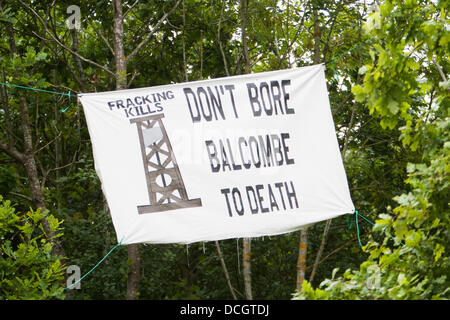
[296,228,307,291]
[0,16,64,256]
[240,0,253,300]
[215,241,238,300]
[112,0,140,300]
[217,0,230,76]
[182,0,188,82]
[1,69,14,147]
[313,6,321,65]
[71,29,86,92]
[241,0,250,75]
[53,69,61,215]
[126,241,141,300]
[296,5,321,293]
[308,220,331,283]
[113,0,127,90]
[18,94,60,248]
[242,237,252,299]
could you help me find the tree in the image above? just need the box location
[0,1,65,258]
[295,0,449,299]
[15,0,182,300]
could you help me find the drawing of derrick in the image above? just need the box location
[130,114,202,214]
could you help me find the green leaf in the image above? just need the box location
[387,99,399,114]
[351,85,366,102]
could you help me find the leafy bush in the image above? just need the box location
[0,195,65,299]
[294,126,449,299]
[294,0,449,300]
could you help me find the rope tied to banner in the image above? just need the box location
[347,210,375,247]
[61,91,71,113]
[64,237,124,290]
[0,81,74,113]
[347,210,405,248]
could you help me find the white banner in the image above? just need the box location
[79,64,354,244]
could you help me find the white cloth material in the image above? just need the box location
[142,127,163,147]
[79,64,354,244]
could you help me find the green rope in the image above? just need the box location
[354,210,363,247]
[65,237,124,290]
[349,210,404,248]
[346,214,353,229]
[61,91,71,113]
[349,210,375,247]
[329,43,361,77]
[0,81,74,113]
[0,81,71,96]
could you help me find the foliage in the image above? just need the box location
[294,0,449,300]
[0,195,65,300]
[296,124,449,299]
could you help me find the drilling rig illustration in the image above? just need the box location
[130,114,202,214]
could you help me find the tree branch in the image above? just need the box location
[9,191,32,202]
[34,131,62,155]
[305,233,369,272]
[308,219,331,283]
[87,19,115,57]
[214,241,238,300]
[433,58,447,82]
[41,160,80,189]
[217,0,230,76]
[126,0,182,63]
[277,9,308,68]
[0,139,24,163]
[18,0,115,77]
[127,69,138,87]
[124,0,140,17]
